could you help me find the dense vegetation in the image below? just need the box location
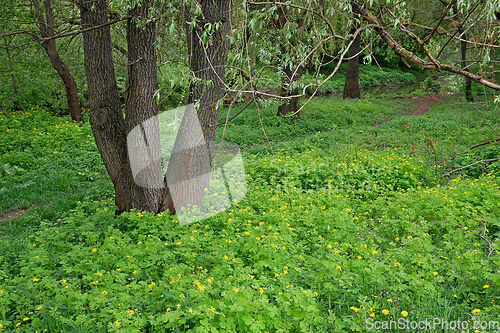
[1,0,500,331]
[1,92,499,332]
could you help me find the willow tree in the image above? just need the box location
[78,0,231,214]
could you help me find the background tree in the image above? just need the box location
[32,0,83,121]
[343,2,361,99]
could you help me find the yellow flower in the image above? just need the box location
[370,312,375,317]
[176,304,181,308]
[60,279,66,284]
[233,287,239,293]
[92,248,97,252]
[401,311,408,317]
[433,272,438,276]
[32,277,39,282]
[102,291,108,294]
[23,317,29,321]
[336,266,341,270]
[382,309,390,315]
[114,320,120,327]
[208,306,215,312]
[472,309,481,314]
[36,306,42,310]
[387,299,393,303]
[483,285,489,289]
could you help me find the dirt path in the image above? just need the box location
[403,94,461,116]
[0,209,26,222]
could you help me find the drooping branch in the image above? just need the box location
[351,1,500,91]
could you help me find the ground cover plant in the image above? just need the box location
[0,94,499,332]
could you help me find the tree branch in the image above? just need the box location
[351,1,500,90]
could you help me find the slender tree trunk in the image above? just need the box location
[1,38,25,111]
[453,5,472,102]
[163,0,232,214]
[275,5,302,117]
[343,4,361,99]
[460,36,472,101]
[33,0,83,122]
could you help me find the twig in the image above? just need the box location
[469,137,500,150]
[441,158,500,177]
[424,216,495,257]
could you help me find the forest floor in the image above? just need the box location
[0,93,465,223]
[403,94,461,116]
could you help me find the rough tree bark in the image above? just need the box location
[79,0,165,214]
[79,0,231,215]
[343,4,361,99]
[33,0,83,122]
[162,0,232,213]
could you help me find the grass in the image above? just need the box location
[0,93,499,332]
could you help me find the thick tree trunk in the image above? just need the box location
[79,0,230,216]
[343,5,361,99]
[162,0,231,214]
[33,0,83,122]
[80,0,163,214]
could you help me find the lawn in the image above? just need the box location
[0,95,499,332]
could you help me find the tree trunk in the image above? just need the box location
[79,0,231,216]
[275,5,302,117]
[163,0,232,214]
[79,0,164,214]
[343,5,361,99]
[460,35,472,101]
[1,38,25,111]
[453,5,473,102]
[33,0,83,122]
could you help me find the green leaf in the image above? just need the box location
[482,51,490,66]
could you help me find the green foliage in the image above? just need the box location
[420,76,441,94]
[1,94,500,332]
[302,64,417,95]
[0,109,109,212]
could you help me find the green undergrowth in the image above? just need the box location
[0,108,111,214]
[1,95,500,332]
[303,64,418,95]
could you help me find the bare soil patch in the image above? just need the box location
[0,209,26,222]
[402,94,461,116]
